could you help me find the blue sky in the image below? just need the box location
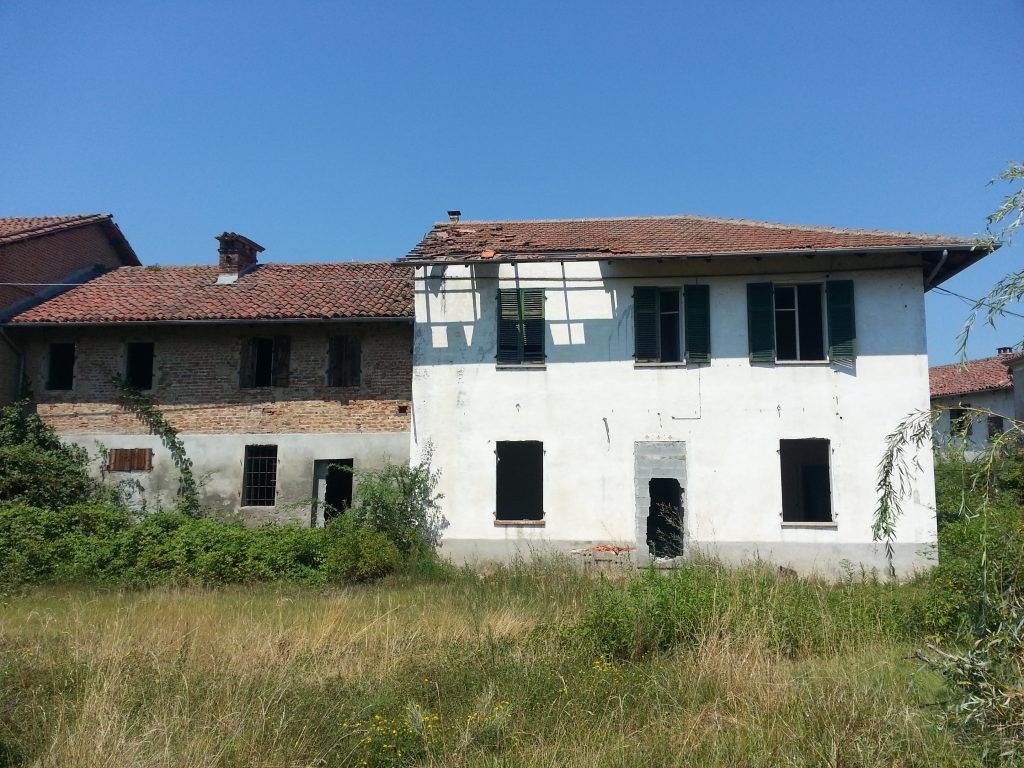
[1,0,1020,364]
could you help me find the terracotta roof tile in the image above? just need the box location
[406,214,974,262]
[929,353,1015,398]
[0,215,112,245]
[8,262,413,324]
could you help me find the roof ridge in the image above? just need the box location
[431,212,969,241]
[930,352,1018,370]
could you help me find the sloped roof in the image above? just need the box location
[405,214,985,285]
[929,353,1015,399]
[7,262,413,324]
[0,214,139,264]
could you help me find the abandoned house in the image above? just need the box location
[5,233,413,524]
[930,349,1018,451]
[403,213,992,575]
[0,215,139,403]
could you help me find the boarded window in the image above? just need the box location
[780,439,832,523]
[747,281,855,363]
[125,342,154,390]
[242,445,278,506]
[107,448,153,472]
[327,335,361,387]
[497,289,545,364]
[495,441,543,521]
[47,343,75,390]
[239,336,290,388]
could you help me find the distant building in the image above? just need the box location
[929,349,1016,450]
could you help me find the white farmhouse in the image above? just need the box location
[930,350,1017,452]
[405,213,991,576]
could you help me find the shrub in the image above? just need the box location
[322,516,401,583]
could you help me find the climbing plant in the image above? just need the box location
[113,377,200,516]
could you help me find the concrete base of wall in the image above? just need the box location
[439,538,936,579]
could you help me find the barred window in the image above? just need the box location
[242,445,278,506]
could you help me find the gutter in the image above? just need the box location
[923,249,949,290]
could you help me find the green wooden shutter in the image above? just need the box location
[345,336,362,385]
[272,335,291,387]
[684,284,711,363]
[497,290,522,363]
[826,280,856,363]
[633,286,658,361]
[239,338,255,387]
[521,289,545,363]
[747,283,776,362]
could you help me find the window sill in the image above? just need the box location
[494,519,546,527]
[781,521,838,529]
[634,361,689,369]
[495,363,547,370]
[766,360,833,366]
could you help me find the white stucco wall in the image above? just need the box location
[931,389,1014,453]
[67,431,409,524]
[411,256,938,576]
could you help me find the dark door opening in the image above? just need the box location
[647,477,684,558]
[495,441,544,521]
[313,459,353,525]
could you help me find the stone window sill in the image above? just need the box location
[494,519,546,527]
[781,521,838,529]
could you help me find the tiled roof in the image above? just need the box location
[7,262,413,324]
[929,353,1015,399]
[406,214,975,262]
[0,215,112,245]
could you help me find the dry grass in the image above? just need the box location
[0,566,975,767]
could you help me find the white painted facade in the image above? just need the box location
[932,389,1014,453]
[411,254,938,576]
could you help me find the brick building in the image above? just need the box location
[6,233,413,524]
[0,215,139,401]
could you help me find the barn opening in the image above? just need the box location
[312,458,353,525]
[495,441,543,521]
[646,477,683,557]
[779,438,832,522]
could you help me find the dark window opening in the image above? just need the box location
[647,477,684,558]
[322,459,353,523]
[775,284,825,361]
[988,415,1005,439]
[125,342,154,390]
[107,448,153,472]
[242,445,278,506]
[496,441,543,521]
[634,287,681,362]
[240,336,290,388]
[780,439,832,523]
[328,335,361,387]
[497,289,545,364]
[949,408,973,438]
[47,343,75,390]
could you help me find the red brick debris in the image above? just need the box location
[8,262,414,324]
[405,213,973,262]
[929,352,1017,398]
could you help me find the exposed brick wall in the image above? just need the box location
[0,225,126,310]
[15,321,412,434]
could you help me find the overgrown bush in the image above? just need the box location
[321,516,401,583]
[0,401,102,509]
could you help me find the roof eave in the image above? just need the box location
[4,315,414,328]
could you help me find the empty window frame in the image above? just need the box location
[497,289,545,364]
[239,336,290,388]
[748,281,856,363]
[780,439,833,523]
[495,441,544,522]
[107,448,153,472]
[327,335,361,387]
[242,445,278,506]
[949,408,973,438]
[988,415,1005,439]
[124,342,155,390]
[634,284,711,363]
[47,343,75,390]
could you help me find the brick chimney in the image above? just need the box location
[216,232,264,283]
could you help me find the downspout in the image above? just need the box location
[0,328,26,400]
[924,249,949,290]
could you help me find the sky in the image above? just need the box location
[1,0,1021,364]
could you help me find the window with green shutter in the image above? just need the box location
[747,281,856,363]
[497,289,545,365]
[684,284,711,363]
[633,285,710,363]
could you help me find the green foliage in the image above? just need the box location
[113,378,200,516]
[321,516,401,583]
[348,447,444,554]
[0,401,101,509]
[578,562,922,660]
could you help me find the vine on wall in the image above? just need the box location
[113,377,200,516]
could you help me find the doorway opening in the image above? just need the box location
[646,477,684,558]
[312,458,353,526]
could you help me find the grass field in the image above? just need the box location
[0,560,974,767]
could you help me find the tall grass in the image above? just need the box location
[0,560,970,767]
